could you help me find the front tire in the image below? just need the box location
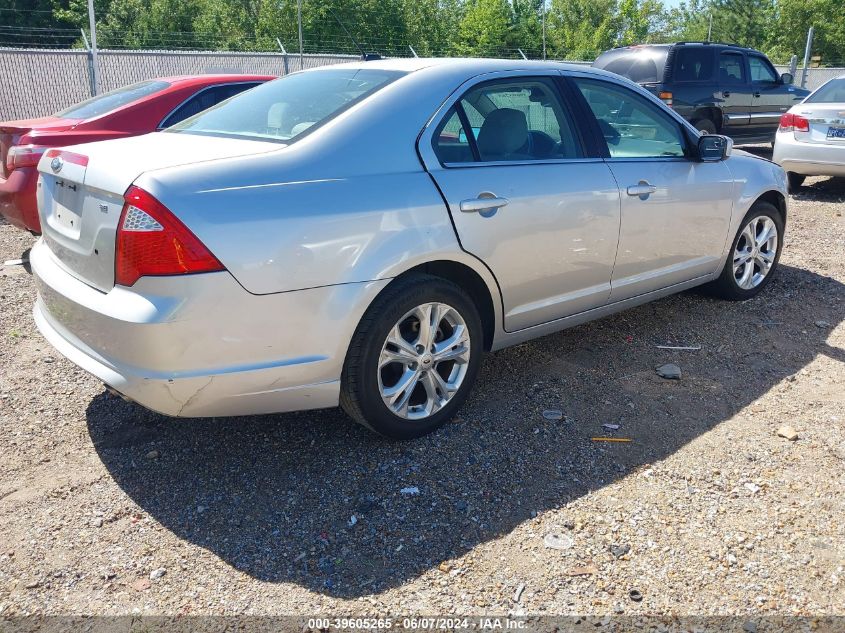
[693,118,717,135]
[706,202,784,301]
[340,274,484,439]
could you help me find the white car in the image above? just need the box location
[773,75,845,191]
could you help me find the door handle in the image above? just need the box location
[459,195,509,213]
[722,91,731,98]
[626,181,657,198]
[753,91,761,98]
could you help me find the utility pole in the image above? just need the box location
[297,0,304,70]
[707,13,712,42]
[800,26,814,89]
[541,0,546,60]
[87,0,99,95]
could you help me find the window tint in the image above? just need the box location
[806,77,845,103]
[719,53,746,84]
[433,78,581,164]
[574,78,686,158]
[160,82,261,128]
[595,48,669,84]
[674,47,714,82]
[748,56,778,83]
[55,80,170,120]
[433,108,475,164]
[168,69,403,143]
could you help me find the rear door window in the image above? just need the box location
[719,52,747,84]
[160,82,262,128]
[432,77,582,164]
[673,48,715,82]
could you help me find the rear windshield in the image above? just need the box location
[167,68,405,143]
[805,78,845,103]
[56,80,170,119]
[595,48,669,84]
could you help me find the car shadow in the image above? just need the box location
[791,176,845,202]
[85,264,845,598]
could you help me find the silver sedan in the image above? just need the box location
[773,75,845,191]
[32,58,788,439]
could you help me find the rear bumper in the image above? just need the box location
[31,239,389,417]
[0,167,40,232]
[772,132,845,177]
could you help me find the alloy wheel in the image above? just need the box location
[377,302,471,420]
[733,215,778,290]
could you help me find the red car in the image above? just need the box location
[0,74,274,233]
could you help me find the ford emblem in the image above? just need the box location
[50,156,63,173]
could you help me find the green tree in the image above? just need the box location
[769,0,845,64]
[618,0,667,45]
[708,0,776,50]
[455,0,513,56]
[546,0,620,60]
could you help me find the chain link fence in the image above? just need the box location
[1,46,842,123]
[0,48,358,121]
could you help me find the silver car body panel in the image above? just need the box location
[37,133,280,291]
[31,58,787,417]
[31,237,390,416]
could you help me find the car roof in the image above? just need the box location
[309,56,612,78]
[608,41,759,53]
[155,74,277,85]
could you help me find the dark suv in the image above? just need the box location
[593,42,810,143]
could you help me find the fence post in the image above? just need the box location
[87,0,100,94]
[801,27,814,89]
[788,54,798,79]
[276,38,289,75]
[80,29,96,98]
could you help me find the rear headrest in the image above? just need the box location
[477,108,528,159]
[267,102,286,129]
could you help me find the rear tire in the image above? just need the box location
[787,172,805,192]
[340,274,483,439]
[693,118,717,135]
[706,201,784,301]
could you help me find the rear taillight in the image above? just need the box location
[115,185,224,287]
[779,113,809,132]
[659,91,673,107]
[5,144,48,171]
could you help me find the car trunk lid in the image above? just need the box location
[1,117,78,178]
[37,132,281,292]
[791,104,845,144]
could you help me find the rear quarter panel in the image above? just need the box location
[140,162,465,295]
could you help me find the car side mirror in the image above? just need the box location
[698,134,732,161]
[781,72,794,85]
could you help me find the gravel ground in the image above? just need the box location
[0,163,843,620]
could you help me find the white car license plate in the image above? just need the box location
[826,126,845,139]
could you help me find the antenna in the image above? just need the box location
[327,7,376,60]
